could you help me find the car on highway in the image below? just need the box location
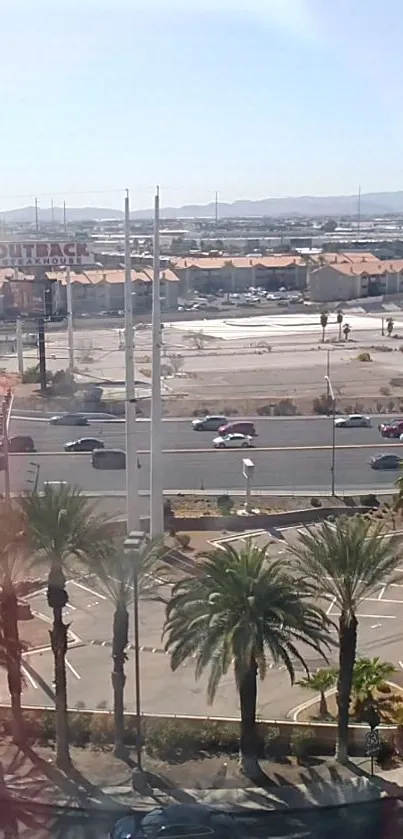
[370,454,403,470]
[192,415,227,431]
[110,804,239,839]
[334,414,371,428]
[218,420,257,437]
[64,438,105,453]
[92,448,125,469]
[50,413,89,426]
[378,419,403,438]
[213,432,254,448]
[0,435,35,452]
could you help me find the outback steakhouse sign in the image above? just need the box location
[0,241,94,267]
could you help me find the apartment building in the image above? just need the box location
[308,255,403,302]
[171,255,306,295]
[48,267,180,314]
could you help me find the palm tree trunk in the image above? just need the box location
[336,613,357,763]
[237,659,259,777]
[50,604,70,769]
[322,328,325,343]
[1,583,24,745]
[319,690,328,718]
[338,324,342,341]
[112,602,129,758]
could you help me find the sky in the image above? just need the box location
[1,0,403,210]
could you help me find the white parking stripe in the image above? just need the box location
[399,661,403,670]
[21,665,38,690]
[65,659,81,680]
[326,596,337,615]
[331,612,396,620]
[70,580,107,600]
[378,586,386,601]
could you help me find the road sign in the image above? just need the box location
[365,730,380,756]
[242,458,254,479]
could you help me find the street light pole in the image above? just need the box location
[325,375,336,496]
[124,190,140,532]
[150,187,164,538]
[66,266,75,375]
[124,531,146,771]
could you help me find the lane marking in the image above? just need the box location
[7,442,403,456]
[65,659,81,680]
[371,624,382,629]
[329,612,396,620]
[378,586,386,601]
[21,665,38,690]
[70,580,107,601]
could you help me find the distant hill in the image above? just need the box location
[3,191,403,221]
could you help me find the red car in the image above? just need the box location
[378,419,403,438]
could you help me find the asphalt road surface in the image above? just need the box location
[10,414,399,454]
[4,444,403,495]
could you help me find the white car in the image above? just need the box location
[213,433,254,449]
[334,414,371,428]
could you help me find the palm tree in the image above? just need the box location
[343,323,351,341]
[337,311,344,341]
[298,668,338,718]
[0,504,28,744]
[320,312,328,343]
[83,537,166,758]
[290,516,402,763]
[20,485,113,768]
[163,541,331,776]
[387,317,394,337]
[352,657,395,721]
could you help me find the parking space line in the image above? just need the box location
[378,586,386,601]
[70,580,107,601]
[399,661,403,670]
[21,665,38,690]
[326,596,337,615]
[330,612,396,620]
[365,597,403,604]
[65,659,81,680]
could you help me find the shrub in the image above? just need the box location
[344,496,356,507]
[272,398,299,417]
[256,404,273,416]
[217,495,234,515]
[376,739,395,766]
[379,386,391,396]
[390,378,403,388]
[387,400,396,413]
[145,719,240,760]
[175,532,191,549]
[290,728,316,760]
[399,345,403,353]
[36,710,56,745]
[70,712,91,747]
[359,494,379,509]
[377,345,393,353]
[89,714,114,749]
[264,725,285,758]
[357,352,372,362]
[312,393,333,415]
[377,683,392,695]
[310,497,322,508]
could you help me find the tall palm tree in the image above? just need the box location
[20,485,113,769]
[83,537,166,757]
[0,504,28,744]
[298,668,338,718]
[290,516,402,763]
[163,541,331,776]
[320,311,328,343]
[337,311,344,341]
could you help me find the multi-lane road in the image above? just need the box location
[5,414,403,495]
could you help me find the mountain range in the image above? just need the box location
[3,190,403,221]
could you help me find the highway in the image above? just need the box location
[4,444,403,494]
[9,414,398,453]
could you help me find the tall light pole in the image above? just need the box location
[150,187,164,538]
[124,190,140,531]
[124,530,147,771]
[66,267,75,375]
[324,374,336,496]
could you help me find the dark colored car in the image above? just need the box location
[192,415,227,431]
[64,438,105,453]
[378,419,403,438]
[0,435,35,453]
[50,414,89,426]
[92,448,126,469]
[218,421,257,437]
[370,454,403,470]
[110,804,238,839]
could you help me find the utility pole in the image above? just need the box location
[215,190,219,226]
[63,201,67,236]
[34,198,39,234]
[16,319,24,376]
[150,187,164,538]
[124,190,140,532]
[357,184,361,235]
[66,267,75,374]
[51,198,55,225]
[2,398,11,504]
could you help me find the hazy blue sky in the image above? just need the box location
[2,0,403,209]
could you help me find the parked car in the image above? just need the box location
[213,433,254,449]
[0,435,35,452]
[50,414,89,426]
[378,419,403,438]
[92,448,125,469]
[334,414,371,428]
[218,421,257,437]
[110,804,238,839]
[370,454,403,470]
[64,438,105,453]
[192,415,227,431]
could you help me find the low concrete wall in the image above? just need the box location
[1,706,394,755]
[141,506,368,534]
